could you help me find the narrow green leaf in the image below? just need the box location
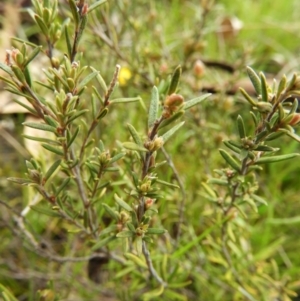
[67,126,80,148]
[91,67,108,92]
[148,86,159,129]
[0,75,17,86]
[254,145,279,152]
[130,210,138,227]
[288,98,299,115]
[250,111,258,126]
[91,235,116,251]
[50,0,58,22]
[76,71,99,91]
[11,37,38,48]
[102,203,119,221]
[158,110,184,130]
[0,62,14,76]
[116,230,134,238]
[6,88,33,100]
[23,135,59,145]
[64,26,72,59]
[98,225,118,237]
[51,68,69,90]
[168,65,181,95]
[24,46,42,68]
[127,123,143,146]
[114,194,132,212]
[242,197,258,213]
[114,266,136,279]
[267,216,300,225]
[92,86,104,104]
[44,115,58,127]
[0,283,19,301]
[246,66,261,95]
[260,72,268,102]
[237,115,246,139]
[43,159,61,183]
[11,65,26,83]
[143,285,164,301]
[263,131,284,141]
[23,122,57,133]
[30,205,61,217]
[183,93,211,110]
[284,130,300,143]
[219,149,241,172]
[88,0,108,14]
[13,99,37,115]
[201,182,217,198]
[91,94,97,119]
[55,177,71,196]
[134,236,143,255]
[42,144,64,156]
[127,222,136,232]
[23,67,32,87]
[207,178,228,186]
[161,121,185,144]
[7,177,33,185]
[164,289,187,301]
[276,75,287,98]
[66,109,88,124]
[97,107,109,119]
[223,140,241,153]
[110,97,141,104]
[34,14,49,36]
[124,253,147,268]
[239,88,258,106]
[146,228,166,235]
[109,152,125,164]
[251,194,268,206]
[104,167,119,172]
[68,0,79,27]
[256,153,300,164]
[155,179,179,189]
[123,142,148,152]
[167,281,192,289]
[286,73,297,91]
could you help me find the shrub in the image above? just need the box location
[0,1,300,300]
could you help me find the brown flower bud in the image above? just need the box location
[145,198,154,209]
[144,140,155,151]
[140,180,151,193]
[152,136,164,151]
[193,59,205,77]
[81,3,88,15]
[136,226,144,236]
[99,151,110,165]
[120,211,130,224]
[163,93,184,118]
[288,113,300,126]
[164,93,184,108]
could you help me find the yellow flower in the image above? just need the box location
[119,66,132,87]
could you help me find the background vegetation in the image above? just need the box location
[0,0,300,300]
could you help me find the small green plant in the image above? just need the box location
[200,67,300,301]
[0,1,300,301]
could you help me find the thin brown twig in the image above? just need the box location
[161,146,186,246]
[0,199,126,266]
[142,240,167,287]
